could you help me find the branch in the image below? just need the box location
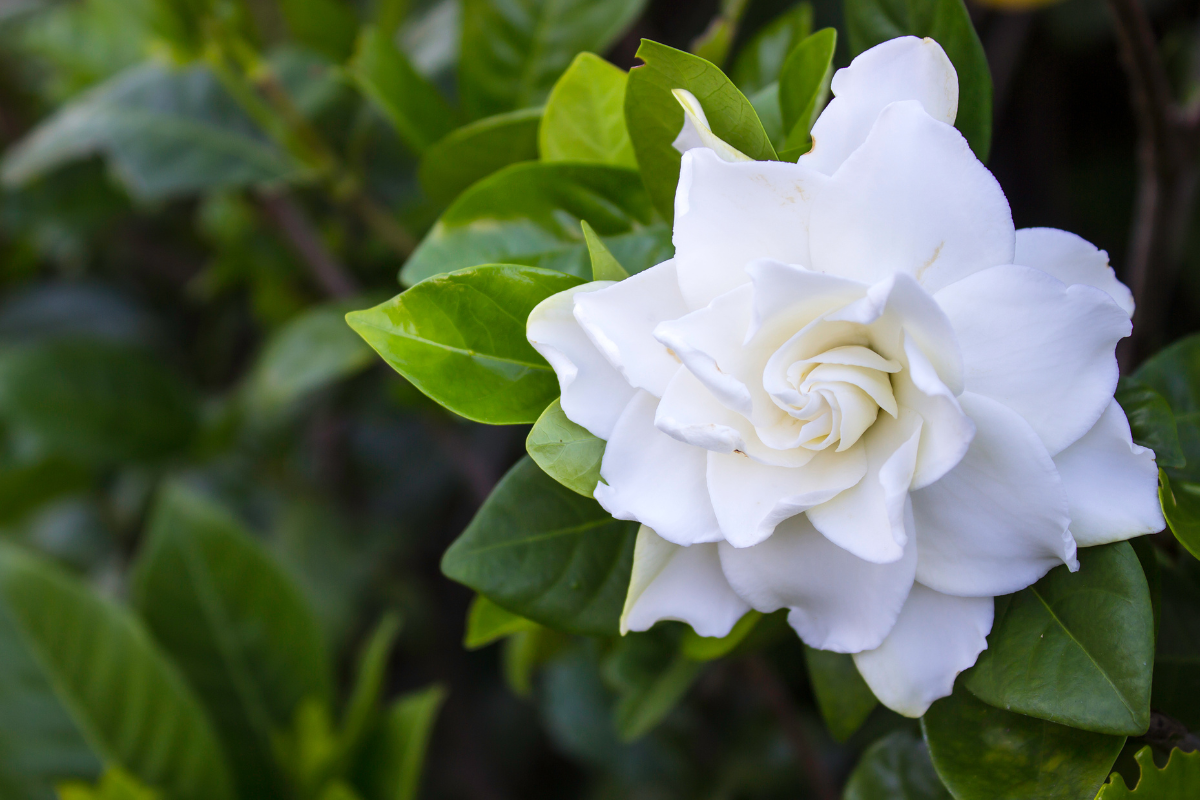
[259,190,360,299]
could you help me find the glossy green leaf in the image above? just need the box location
[526,398,606,496]
[57,767,160,800]
[965,542,1153,735]
[277,0,359,62]
[1,64,303,201]
[1116,378,1186,468]
[401,161,667,285]
[458,0,647,119]
[131,485,332,800]
[804,645,878,742]
[418,108,543,207]
[1160,472,1200,561]
[351,26,455,155]
[844,0,992,161]
[581,220,629,281]
[540,53,636,168]
[464,594,537,650]
[353,684,446,800]
[338,613,402,766]
[845,729,951,800]
[1153,551,1200,730]
[626,39,778,220]
[680,610,760,661]
[442,457,637,636]
[778,27,837,154]
[1135,333,1200,416]
[729,2,812,96]
[923,681,1124,800]
[1097,746,1200,798]
[0,542,235,800]
[348,265,581,424]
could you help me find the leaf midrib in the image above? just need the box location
[459,517,613,556]
[354,318,551,371]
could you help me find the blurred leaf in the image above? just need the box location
[2,64,304,201]
[626,39,777,221]
[0,541,235,800]
[277,0,359,62]
[503,625,569,696]
[464,594,537,650]
[0,340,196,467]
[57,767,160,800]
[691,18,735,67]
[316,781,365,800]
[803,645,878,742]
[338,613,402,767]
[348,265,581,424]
[844,729,951,800]
[141,0,212,57]
[747,83,784,148]
[540,53,636,168]
[273,698,339,797]
[1153,551,1200,730]
[351,26,456,155]
[1135,334,1200,417]
[680,609,760,661]
[442,457,637,636]
[778,27,836,155]
[922,680,1124,800]
[418,108,542,207]
[353,685,446,800]
[0,283,156,346]
[373,0,410,36]
[1116,378,1185,468]
[458,0,647,119]
[1097,746,1200,798]
[0,457,91,526]
[844,0,992,161]
[1160,472,1200,561]
[603,627,701,741]
[965,542,1153,736]
[729,1,812,96]
[526,398,605,496]
[132,485,333,800]
[401,161,666,285]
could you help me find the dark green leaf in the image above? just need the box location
[526,398,606,496]
[1116,378,1186,468]
[348,265,581,424]
[1097,746,1200,798]
[1161,471,1200,561]
[845,729,951,800]
[58,766,160,800]
[540,53,636,167]
[441,457,637,636]
[581,220,630,281]
[502,626,569,696]
[778,27,837,153]
[680,610,760,661]
[923,680,1124,800]
[626,39,778,220]
[965,542,1153,735]
[729,2,812,96]
[0,457,91,526]
[339,613,402,766]
[353,684,446,800]
[418,108,542,207]
[1135,333,1200,417]
[277,0,359,62]
[464,594,537,650]
[804,645,878,742]
[1153,551,1200,729]
[603,627,701,741]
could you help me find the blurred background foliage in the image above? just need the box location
[0,0,1197,799]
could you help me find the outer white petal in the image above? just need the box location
[1054,399,1164,546]
[707,444,867,548]
[621,525,750,637]
[574,259,689,397]
[670,89,752,163]
[803,36,958,176]
[673,148,828,309]
[654,284,755,415]
[806,409,922,564]
[1015,227,1135,318]
[912,392,1076,597]
[718,511,917,653]
[852,585,993,718]
[808,100,1014,293]
[893,335,975,489]
[935,264,1131,455]
[595,390,723,546]
[527,283,635,439]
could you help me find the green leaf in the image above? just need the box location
[922,680,1124,800]
[1097,746,1200,798]
[526,398,606,496]
[464,594,537,650]
[442,457,637,636]
[338,613,402,766]
[316,781,364,800]
[844,0,992,161]
[0,341,196,467]
[729,2,812,96]
[844,729,951,800]
[1153,551,1200,729]
[680,610,760,661]
[401,161,667,285]
[581,220,630,281]
[625,39,778,221]
[603,628,702,741]
[57,767,160,800]
[353,685,446,800]
[747,83,784,149]
[1135,334,1200,417]
[458,0,647,119]
[540,53,637,168]
[348,265,581,424]
[0,457,91,526]
[351,26,456,154]
[1160,472,1200,561]
[803,646,878,742]
[502,626,569,696]
[277,0,359,62]
[418,108,542,207]
[778,27,837,154]
[1,64,303,201]
[0,542,235,800]
[1116,378,1186,468]
[965,542,1153,735]
[131,485,332,800]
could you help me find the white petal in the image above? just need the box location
[527,283,636,439]
[1015,227,1135,318]
[806,409,923,564]
[852,584,993,718]
[621,525,750,637]
[718,511,917,653]
[673,148,828,309]
[595,390,723,545]
[574,259,689,397]
[935,264,1131,455]
[893,335,975,489]
[746,260,867,341]
[803,36,959,176]
[671,89,752,162]
[1054,399,1164,546]
[707,444,867,548]
[912,392,1076,597]
[808,100,1014,293]
[654,284,755,415]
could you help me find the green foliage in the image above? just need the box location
[417,108,543,207]
[1135,333,1200,417]
[540,53,637,168]
[680,610,760,661]
[353,685,446,800]
[803,646,878,742]
[778,28,837,157]
[277,0,359,62]
[1098,746,1200,798]
[337,614,402,775]
[1152,551,1200,730]
[503,626,569,696]
[57,767,160,800]
[526,398,606,496]
[844,729,951,800]
[1116,378,1186,468]
[464,594,537,649]
[604,631,702,742]
[729,2,812,96]
[1160,472,1200,560]
[581,220,630,281]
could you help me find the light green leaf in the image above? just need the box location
[0,542,235,800]
[132,486,332,799]
[748,83,784,149]
[464,594,537,650]
[778,27,837,154]
[338,613,402,767]
[442,457,637,636]
[526,398,606,496]
[1097,746,1200,798]
[729,2,812,96]
[844,729,951,800]
[581,220,629,281]
[57,767,160,800]
[1161,472,1200,563]
[458,0,647,119]
[540,53,636,167]
[353,685,446,800]
[1116,377,1185,468]
[804,645,877,742]
[922,680,1124,800]
[625,39,778,221]
[348,265,581,424]
[277,0,359,62]
[1153,551,1200,730]
[418,108,542,207]
[680,610,760,661]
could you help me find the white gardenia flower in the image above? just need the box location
[526,36,1165,717]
